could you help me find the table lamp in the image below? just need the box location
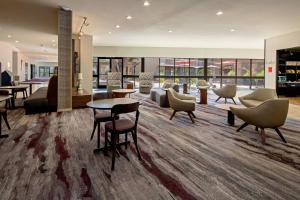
[77,72,83,91]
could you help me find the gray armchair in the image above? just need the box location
[139,72,153,94]
[212,84,237,104]
[239,88,278,107]
[167,88,196,123]
[230,99,289,144]
[107,72,122,92]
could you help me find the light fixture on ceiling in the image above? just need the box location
[216,11,223,16]
[116,25,120,28]
[230,28,236,32]
[144,1,150,6]
[126,15,133,20]
[15,40,19,43]
[108,31,112,34]
[52,39,56,43]
[7,35,12,38]
[168,30,173,33]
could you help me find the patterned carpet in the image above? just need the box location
[0,95,300,200]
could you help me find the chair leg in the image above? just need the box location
[225,98,227,104]
[255,126,258,131]
[125,132,128,149]
[111,134,117,171]
[2,112,10,130]
[25,90,28,98]
[190,111,196,118]
[237,122,249,132]
[260,128,266,144]
[22,91,25,99]
[170,110,177,120]
[97,122,100,149]
[187,112,195,123]
[215,97,221,102]
[132,130,142,160]
[231,98,236,104]
[90,121,97,140]
[105,130,108,149]
[274,128,287,143]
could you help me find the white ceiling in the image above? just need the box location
[1,0,300,61]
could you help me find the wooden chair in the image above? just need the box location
[104,102,142,171]
[0,108,11,138]
[90,109,118,150]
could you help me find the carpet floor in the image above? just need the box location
[0,95,300,200]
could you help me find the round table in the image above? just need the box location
[86,98,139,153]
[112,89,136,98]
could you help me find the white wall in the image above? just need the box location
[0,42,16,72]
[93,46,264,59]
[265,30,300,88]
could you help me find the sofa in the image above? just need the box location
[239,88,278,107]
[150,82,179,107]
[24,76,57,115]
[139,72,153,94]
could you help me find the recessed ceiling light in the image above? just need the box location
[126,15,133,20]
[168,30,173,33]
[216,11,223,16]
[230,29,236,32]
[7,35,12,38]
[108,31,112,34]
[52,39,56,43]
[15,40,19,43]
[144,1,150,6]
[116,25,120,28]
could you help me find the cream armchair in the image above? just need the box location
[139,72,153,94]
[212,84,237,104]
[167,88,196,123]
[239,88,278,107]
[107,72,122,92]
[230,99,289,144]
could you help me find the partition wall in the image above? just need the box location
[93,57,264,90]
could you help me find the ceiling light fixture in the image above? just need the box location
[15,40,19,43]
[216,11,223,16]
[108,32,112,34]
[126,15,133,20]
[144,1,150,6]
[230,28,236,32]
[168,30,173,33]
[116,25,120,28]
[52,39,56,43]
[78,16,89,38]
[7,35,12,38]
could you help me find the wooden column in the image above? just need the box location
[58,9,72,111]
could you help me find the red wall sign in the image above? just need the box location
[268,66,272,73]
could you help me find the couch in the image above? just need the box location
[239,88,278,107]
[24,76,57,115]
[150,82,179,107]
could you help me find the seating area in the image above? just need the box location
[1,0,300,199]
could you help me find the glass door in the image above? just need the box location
[98,58,111,88]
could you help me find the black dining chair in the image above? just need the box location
[104,102,142,171]
[90,109,117,150]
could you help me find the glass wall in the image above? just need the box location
[93,57,264,90]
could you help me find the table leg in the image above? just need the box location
[11,89,15,109]
[0,114,9,139]
[30,84,32,95]
[228,110,235,126]
[94,141,130,153]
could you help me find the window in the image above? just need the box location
[252,59,264,77]
[190,59,204,76]
[222,59,236,76]
[145,58,159,76]
[207,59,221,76]
[160,58,174,76]
[123,58,141,88]
[237,79,251,88]
[175,58,189,76]
[237,59,250,77]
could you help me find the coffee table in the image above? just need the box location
[112,89,136,98]
[215,104,245,126]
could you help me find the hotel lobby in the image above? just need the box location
[0,0,300,199]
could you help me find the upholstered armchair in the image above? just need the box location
[230,99,289,144]
[239,88,278,107]
[107,72,122,92]
[167,88,196,123]
[139,72,153,94]
[212,84,237,104]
